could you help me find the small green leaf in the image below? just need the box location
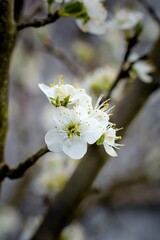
[58,1,89,18]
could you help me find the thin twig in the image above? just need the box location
[137,0,160,26]
[0,146,49,181]
[105,35,139,99]
[17,11,60,31]
[43,39,85,77]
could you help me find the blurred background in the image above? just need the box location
[1,0,160,239]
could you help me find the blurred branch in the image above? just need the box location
[0,146,48,181]
[106,34,139,99]
[43,39,85,77]
[14,0,24,22]
[102,177,160,207]
[17,11,60,31]
[137,0,160,26]
[32,145,107,240]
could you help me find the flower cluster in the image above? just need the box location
[46,0,108,34]
[39,75,122,159]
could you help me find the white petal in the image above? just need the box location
[38,83,55,98]
[76,19,107,34]
[103,143,117,157]
[105,128,116,145]
[45,129,64,152]
[84,118,103,144]
[77,94,93,113]
[63,137,87,159]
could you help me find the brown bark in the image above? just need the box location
[0,0,16,163]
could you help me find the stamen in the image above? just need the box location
[58,74,63,79]
[116,136,122,140]
[94,94,104,110]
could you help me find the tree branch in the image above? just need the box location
[106,34,138,99]
[32,145,107,240]
[17,11,60,31]
[0,146,48,181]
[14,0,24,22]
[42,39,85,77]
[0,0,17,163]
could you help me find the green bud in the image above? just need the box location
[60,95,70,107]
[96,134,105,145]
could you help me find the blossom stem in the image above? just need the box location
[105,34,139,99]
[17,11,60,31]
[0,146,48,181]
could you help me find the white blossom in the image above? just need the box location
[103,127,122,157]
[76,0,108,34]
[45,106,103,159]
[129,53,155,83]
[83,65,117,95]
[111,8,143,30]
[39,78,90,108]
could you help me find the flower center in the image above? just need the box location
[65,122,80,138]
[50,95,70,107]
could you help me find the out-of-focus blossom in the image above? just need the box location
[0,205,21,240]
[112,9,143,30]
[72,40,95,63]
[76,0,108,34]
[83,66,117,96]
[61,222,86,240]
[34,153,78,194]
[129,53,155,83]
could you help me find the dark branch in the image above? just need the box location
[0,146,49,181]
[14,0,24,22]
[17,11,60,31]
[105,34,139,99]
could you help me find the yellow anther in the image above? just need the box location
[117,136,122,140]
[50,83,54,87]
[58,74,63,79]
[74,84,78,88]
[104,103,109,107]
